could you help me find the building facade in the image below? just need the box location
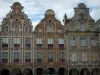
[64,3,100,75]
[0,2,100,75]
[0,2,33,75]
[34,9,67,75]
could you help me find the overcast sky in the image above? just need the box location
[0,0,100,29]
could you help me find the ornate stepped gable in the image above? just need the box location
[0,2,32,34]
[65,3,96,32]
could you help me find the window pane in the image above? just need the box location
[2,38,8,44]
[25,52,31,59]
[47,25,53,32]
[14,52,20,59]
[48,38,53,44]
[2,52,8,59]
[48,52,53,59]
[36,52,42,59]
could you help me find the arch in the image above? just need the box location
[11,68,21,75]
[35,68,44,75]
[69,68,79,75]
[47,67,56,75]
[1,68,10,75]
[23,68,33,75]
[80,68,90,75]
[58,67,68,75]
[92,68,100,75]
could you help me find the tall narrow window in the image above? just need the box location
[90,37,96,48]
[13,38,20,50]
[82,52,87,62]
[36,52,43,63]
[48,38,53,48]
[5,26,9,32]
[36,38,42,48]
[13,52,20,63]
[25,37,31,48]
[48,52,53,62]
[58,28,62,33]
[80,37,87,47]
[59,38,64,48]
[72,53,77,62]
[38,28,42,32]
[2,52,8,63]
[70,37,76,47]
[2,38,8,48]
[25,52,31,63]
[47,25,53,32]
[80,24,85,31]
[59,52,65,62]
[25,27,28,32]
[92,53,97,62]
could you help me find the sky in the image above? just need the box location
[0,0,100,29]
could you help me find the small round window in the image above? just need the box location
[49,20,51,23]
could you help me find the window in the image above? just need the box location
[90,37,96,48]
[92,53,97,62]
[48,38,53,48]
[25,52,31,63]
[36,52,43,63]
[25,27,28,32]
[59,52,65,62]
[2,52,8,63]
[59,38,64,48]
[13,52,20,63]
[36,52,43,59]
[72,53,77,62]
[14,25,19,32]
[70,37,76,47]
[5,26,9,32]
[25,37,31,48]
[80,37,87,47]
[48,52,53,62]
[47,25,53,32]
[36,38,42,48]
[13,38,20,50]
[2,38,8,48]
[38,28,42,32]
[58,28,62,33]
[80,24,85,31]
[82,52,87,62]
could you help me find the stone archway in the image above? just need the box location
[92,68,100,75]
[0,68,10,75]
[36,68,44,75]
[80,68,90,75]
[47,67,56,75]
[23,68,33,75]
[69,68,79,75]
[11,68,21,75]
[58,67,67,75]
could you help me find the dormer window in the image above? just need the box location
[5,26,9,32]
[58,28,62,33]
[80,24,85,31]
[38,28,42,32]
[47,25,53,32]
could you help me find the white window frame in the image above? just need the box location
[48,38,53,44]
[59,38,64,44]
[13,38,20,44]
[80,24,85,31]
[2,38,9,44]
[36,38,42,44]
